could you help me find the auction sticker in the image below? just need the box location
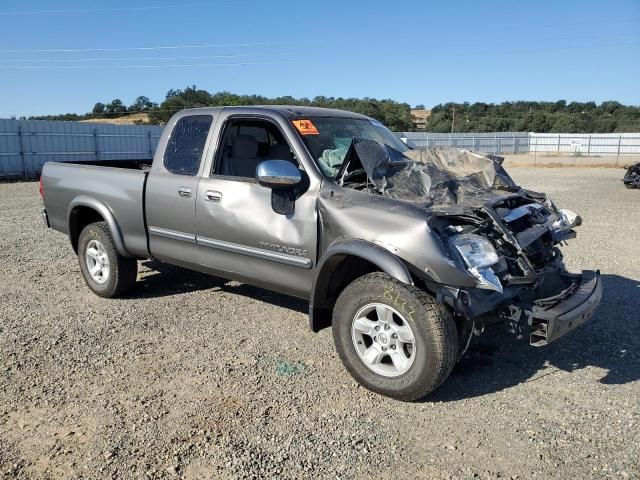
[292,119,319,135]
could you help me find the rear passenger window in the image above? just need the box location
[164,115,212,175]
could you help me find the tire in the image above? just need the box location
[332,272,458,401]
[77,221,137,298]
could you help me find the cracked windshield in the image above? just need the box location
[293,117,409,178]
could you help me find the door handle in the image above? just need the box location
[205,190,222,202]
[178,187,192,198]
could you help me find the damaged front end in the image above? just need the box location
[338,140,602,346]
[623,162,640,188]
[433,192,601,346]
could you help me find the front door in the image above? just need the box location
[195,116,317,298]
[146,114,214,266]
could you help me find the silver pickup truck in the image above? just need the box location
[41,106,602,400]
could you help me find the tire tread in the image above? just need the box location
[78,221,137,298]
[333,272,458,401]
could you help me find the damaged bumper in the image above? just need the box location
[439,270,602,347]
[528,270,602,346]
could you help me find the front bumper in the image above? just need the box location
[528,270,602,346]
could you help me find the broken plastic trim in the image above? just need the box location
[551,208,582,232]
[469,266,503,293]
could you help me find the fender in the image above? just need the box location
[68,195,131,257]
[309,238,414,332]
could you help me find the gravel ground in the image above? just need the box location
[1,167,638,479]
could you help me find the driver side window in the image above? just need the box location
[214,118,297,179]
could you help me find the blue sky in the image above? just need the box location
[0,0,638,117]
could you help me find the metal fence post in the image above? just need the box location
[557,134,561,154]
[93,128,100,160]
[616,134,622,165]
[587,135,591,156]
[148,130,154,156]
[533,134,537,165]
[494,133,497,154]
[18,121,28,178]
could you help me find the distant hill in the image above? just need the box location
[80,113,151,125]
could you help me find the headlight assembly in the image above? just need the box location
[450,234,503,293]
[451,234,499,270]
[553,208,582,232]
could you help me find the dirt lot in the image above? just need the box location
[1,168,638,479]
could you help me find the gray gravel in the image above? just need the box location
[1,167,639,479]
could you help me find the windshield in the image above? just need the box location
[293,117,410,178]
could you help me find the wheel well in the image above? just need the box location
[311,254,381,332]
[69,206,104,253]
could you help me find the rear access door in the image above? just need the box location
[145,114,215,266]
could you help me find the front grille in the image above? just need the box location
[483,197,561,281]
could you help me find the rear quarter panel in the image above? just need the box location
[42,162,149,257]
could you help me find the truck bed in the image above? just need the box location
[41,161,150,258]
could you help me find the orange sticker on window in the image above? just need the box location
[292,119,319,135]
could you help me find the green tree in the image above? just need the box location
[32,94,640,133]
[105,99,127,118]
[92,102,106,115]
[129,96,157,112]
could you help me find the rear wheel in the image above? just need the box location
[78,221,137,298]
[332,272,458,401]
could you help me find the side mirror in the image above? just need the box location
[256,160,301,189]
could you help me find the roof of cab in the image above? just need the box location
[175,105,371,120]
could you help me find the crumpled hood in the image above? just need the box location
[351,140,520,210]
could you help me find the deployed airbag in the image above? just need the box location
[347,140,519,208]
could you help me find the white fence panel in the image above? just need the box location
[398,132,530,154]
[529,133,640,155]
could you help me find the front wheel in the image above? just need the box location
[78,221,138,298]
[332,272,458,401]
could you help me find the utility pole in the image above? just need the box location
[451,106,456,133]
